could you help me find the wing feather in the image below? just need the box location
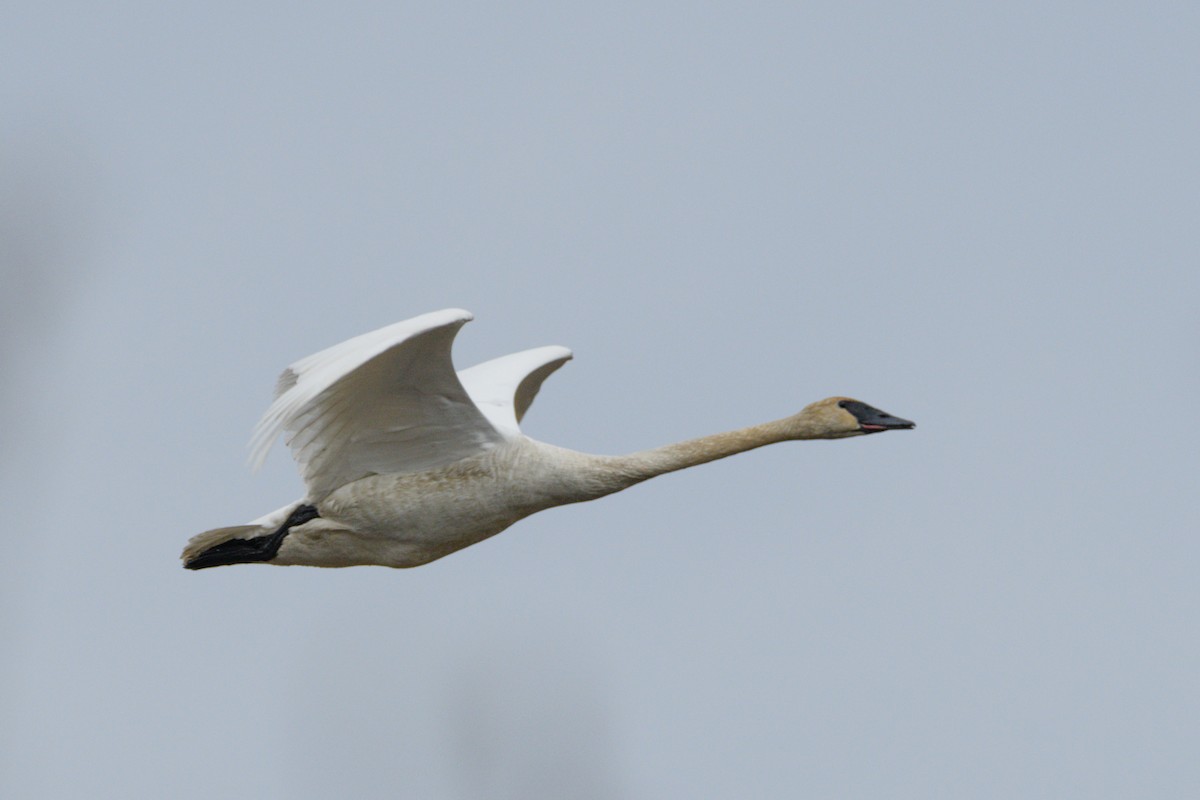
[457,346,572,437]
[249,309,503,501]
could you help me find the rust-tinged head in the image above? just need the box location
[795,397,916,439]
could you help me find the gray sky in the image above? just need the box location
[3,2,1197,798]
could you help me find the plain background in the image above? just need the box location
[3,3,1197,798]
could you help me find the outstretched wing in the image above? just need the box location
[456,346,573,438]
[248,309,503,501]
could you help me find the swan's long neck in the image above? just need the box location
[545,416,817,503]
[611,418,800,484]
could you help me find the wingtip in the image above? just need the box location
[435,307,474,324]
[529,344,573,364]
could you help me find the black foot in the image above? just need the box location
[185,504,320,570]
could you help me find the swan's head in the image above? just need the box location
[794,397,916,439]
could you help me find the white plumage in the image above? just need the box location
[249,309,525,501]
[183,310,913,570]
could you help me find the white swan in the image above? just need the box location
[182,309,914,570]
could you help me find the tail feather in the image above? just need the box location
[181,525,266,565]
[182,505,320,570]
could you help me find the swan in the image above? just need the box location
[182,309,914,570]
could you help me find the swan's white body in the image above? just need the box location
[183,309,914,570]
[268,442,611,567]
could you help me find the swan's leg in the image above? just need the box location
[184,504,320,570]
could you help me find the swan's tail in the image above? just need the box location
[181,504,320,570]
[181,525,269,568]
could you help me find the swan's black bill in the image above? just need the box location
[839,400,915,433]
[184,504,319,570]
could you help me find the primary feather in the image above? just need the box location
[248,309,504,501]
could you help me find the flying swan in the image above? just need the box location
[182,309,914,569]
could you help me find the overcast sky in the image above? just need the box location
[3,3,1198,798]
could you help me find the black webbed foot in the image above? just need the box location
[184,504,320,570]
